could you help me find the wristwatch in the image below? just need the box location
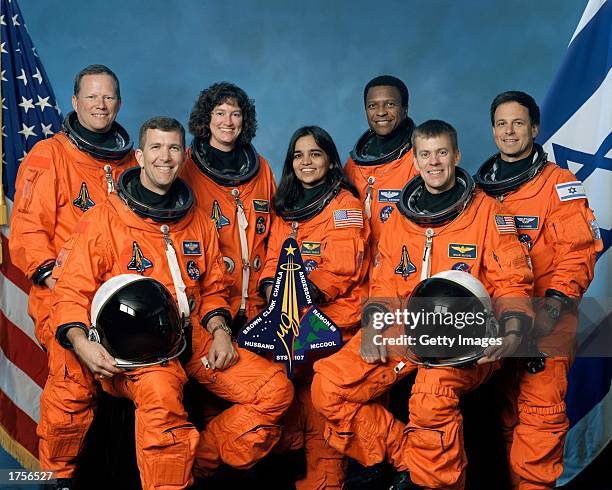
[209,322,233,338]
[541,301,561,322]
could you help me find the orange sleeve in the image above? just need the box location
[197,215,233,323]
[545,172,602,298]
[50,212,112,345]
[9,141,59,279]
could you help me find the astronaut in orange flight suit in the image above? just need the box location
[312,120,534,490]
[475,91,602,490]
[343,75,418,244]
[182,81,275,327]
[9,65,136,352]
[258,126,369,489]
[41,118,293,489]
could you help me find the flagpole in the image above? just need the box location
[0,50,5,265]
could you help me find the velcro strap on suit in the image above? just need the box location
[161,226,191,321]
[518,400,566,416]
[411,382,458,400]
[237,201,250,311]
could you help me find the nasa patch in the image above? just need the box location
[514,216,539,230]
[301,242,321,256]
[304,259,318,275]
[378,189,401,203]
[518,234,533,251]
[448,243,477,259]
[223,256,235,273]
[380,205,394,223]
[256,216,267,235]
[452,262,472,272]
[253,199,270,213]
[182,240,202,255]
[186,260,200,280]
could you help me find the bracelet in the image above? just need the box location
[209,323,232,338]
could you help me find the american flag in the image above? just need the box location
[1,0,62,469]
[333,208,364,229]
[494,214,517,234]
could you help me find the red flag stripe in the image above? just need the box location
[0,313,47,388]
[0,389,39,459]
[1,235,32,295]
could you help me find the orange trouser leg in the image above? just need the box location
[295,383,346,490]
[311,330,416,469]
[185,328,294,476]
[37,340,96,478]
[104,360,199,490]
[406,363,499,490]
[510,356,570,490]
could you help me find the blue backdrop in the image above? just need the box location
[19,0,584,176]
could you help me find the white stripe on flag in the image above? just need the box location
[0,347,41,423]
[0,275,37,345]
[570,0,608,45]
[0,198,13,240]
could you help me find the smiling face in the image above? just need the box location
[365,85,406,136]
[292,134,331,189]
[71,74,121,133]
[209,99,243,151]
[136,129,185,195]
[493,101,539,162]
[414,133,460,194]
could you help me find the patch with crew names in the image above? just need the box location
[519,234,533,251]
[380,205,394,223]
[301,242,321,256]
[73,181,95,212]
[448,243,478,259]
[186,260,200,280]
[256,216,267,235]
[127,241,153,274]
[495,215,517,234]
[182,240,202,255]
[253,255,262,272]
[223,256,235,273]
[556,181,587,202]
[211,200,230,229]
[304,259,318,275]
[514,216,539,230]
[253,199,270,213]
[334,209,364,229]
[378,189,402,203]
[452,262,472,272]
[395,245,417,278]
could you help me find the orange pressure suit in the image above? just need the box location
[344,119,417,243]
[9,123,136,350]
[42,169,293,488]
[259,183,369,489]
[312,169,534,490]
[475,146,602,490]
[182,143,275,322]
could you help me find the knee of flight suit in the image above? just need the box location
[129,365,198,489]
[406,382,465,489]
[38,372,97,473]
[310,372,347,423]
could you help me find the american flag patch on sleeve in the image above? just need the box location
[495,215,517,234]
[333,209,364,228]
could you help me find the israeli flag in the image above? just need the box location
[536,0,612,485]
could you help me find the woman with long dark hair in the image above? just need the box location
[259,126,369,488]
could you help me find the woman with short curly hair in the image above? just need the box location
[182,82,276,332]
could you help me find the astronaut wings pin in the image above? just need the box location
[238,238,342,377]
